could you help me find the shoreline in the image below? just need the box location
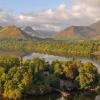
[91,51,100,56]
[0,85,100,98]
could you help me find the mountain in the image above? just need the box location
[24,26,35,33]
[23,26,46,38]
[23,26,40,37]
[0,26,31,39]
[90,20,100,32]
[52,20,100,40]
[23,26,56,38]
[36,29,56,38]
[0,26,2,30]
[52,26,97,40]
[0,25,54,41]
[90,20,100,40]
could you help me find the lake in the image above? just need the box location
[23,52,100,100]
[22,92,100,100]
[24,53,100,73]
[1,92,100,100]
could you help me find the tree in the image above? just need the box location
[63,61,79,79]
[0,67,4,77]
[52,60,63,76]
[77,63,97,89]
[32,58,45,73]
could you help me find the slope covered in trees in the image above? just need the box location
[0,39,100,57]
[0,56,99,99]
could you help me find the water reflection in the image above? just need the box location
[24,53,100,73]
[20,92,99,100]
[0,92,99,100]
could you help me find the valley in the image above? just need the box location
[0,20,100,100]
[0,0,100,100]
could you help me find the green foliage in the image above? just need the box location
[77,63,97,89]
[0,39,100,57]
[0,56,20,71]
[52,60,63,75]
[0,67,4,76]
[44,74,60,88]
[32,58,45,73]
[63,61,79,79]
[0,56,98,99]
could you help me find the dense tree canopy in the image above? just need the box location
[0,56,99,99]
[0,39,100,57]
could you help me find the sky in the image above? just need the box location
[0,0,71,13]
[0,0,100,31]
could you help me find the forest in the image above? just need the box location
[0,56,99,99]
[0,39,100,57]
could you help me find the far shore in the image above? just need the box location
[91,51,100,56]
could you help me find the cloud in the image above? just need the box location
[17,1,100,31]
[73,0,100,7]
[0,0,100,31]
[17,4,69,31]
[0,9,16,26]
[72,0,100,21]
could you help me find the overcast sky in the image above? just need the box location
[0,0,100,31]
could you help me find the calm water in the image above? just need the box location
[22,92,100,100]
[24,53,100,73]
[1,93,100,100]
[23,52,100,100]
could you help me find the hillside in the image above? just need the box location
[36,29,56,38]
[52,26,97,40]
[0,26,31,39]
[52,21,100,40]
[23,26,41,37]
[90,20,100,40]
[0,26,2,30]
[23,26,55,38]
[90,20,100,32]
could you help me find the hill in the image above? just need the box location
[90,20,100,40]
[52,21,100,40]
[0,26,2,30]
[52,26,97,40]
[36,29,56,38]
[90,20,100,32]
[23,26,41,37]
[0,26,31,39]
[23,26,56,38]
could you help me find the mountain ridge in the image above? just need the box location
[0,25,32,39]
[51,21,100,40]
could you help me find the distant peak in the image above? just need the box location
[25,26,32,28]
[23,26,36,33]
[7,25,18,28]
